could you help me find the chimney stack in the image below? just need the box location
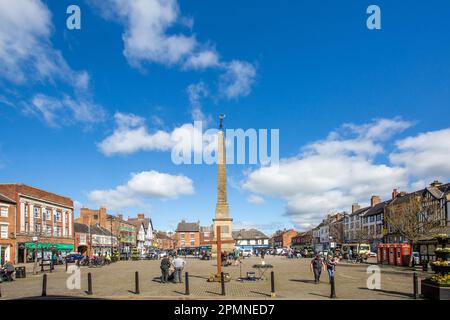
[392,189,399,199]
[137,213,145,220]
[430,180,442,188]
[371,195,381,207]
[352,203,361,213]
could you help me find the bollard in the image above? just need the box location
[270,271,276,298]
[87,272,93,295]
[220,272,226,296]
[135,271,140,294]
[65,259,68,272]
[185,272,190,295]
[0,283,2,298]
[413,272,418,299]
[329,276,336,299]
[41,274,47,297]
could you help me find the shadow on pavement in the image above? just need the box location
[289,279,316,284]
[357,287,413,298]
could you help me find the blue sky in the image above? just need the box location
[1,0,450,234]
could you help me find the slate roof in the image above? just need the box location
[74,223,114,236]
[364,201,390,217]
[232,229,268,240]
[128,217,153,231]
[349,206,370,216]
[176,220,200,232]
[0,193,15,204]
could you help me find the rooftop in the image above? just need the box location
[232,228,268,240]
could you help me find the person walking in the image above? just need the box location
[310,254,325,284]
[348,248,353,263]
[172,255,186,283]
[325,255,337,283]
[160,255,171,283]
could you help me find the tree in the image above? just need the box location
[385,194,445,266]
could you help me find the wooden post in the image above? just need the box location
[216,225,222,275]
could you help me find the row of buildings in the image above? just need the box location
[0,183,174,264]
[0,183,272,264]
[267,181,450,258]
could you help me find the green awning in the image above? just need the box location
[24,242,74,250]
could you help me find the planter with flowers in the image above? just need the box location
[421,234,450,300]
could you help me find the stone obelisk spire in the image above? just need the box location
[212,114,234,256]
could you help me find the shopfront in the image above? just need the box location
[22,242,74,262]
[0,244,11,265]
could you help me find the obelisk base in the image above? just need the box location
[211,217,234,258]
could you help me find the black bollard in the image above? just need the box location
[220,272,226,296]
[135,271,140,294]
[413,272,418,299]
[330,276,336,299]
[42,274,47,297]
[270,271,276,298]
[0,283,2,298]
[87,272,93,295]
[65,259,68,272]
[185,272,190,295]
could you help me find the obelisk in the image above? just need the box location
[212,114,234,257]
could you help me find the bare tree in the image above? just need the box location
[385,194,445,266]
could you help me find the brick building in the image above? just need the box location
[271,229,297,248]
[74,223,117,257]
[175,220,200,249]
[76,207,136,258]
[0,193,16,265]
[291,231,313,249]
[155,231,175,250]
[0,184,74,263]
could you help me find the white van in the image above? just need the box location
[242,249,253,257]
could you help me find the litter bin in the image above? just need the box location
[15,266,26,278]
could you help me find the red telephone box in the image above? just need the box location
[382,245,389,264]
[388,244,396,265]
[395,243,411,266]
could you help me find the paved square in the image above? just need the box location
[0,256,426,299]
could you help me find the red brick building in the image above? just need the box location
[175,220,200,249]
[0,184,74,263]
[0,193,16,265]
[271,229,297,248]
[155,231,175,250]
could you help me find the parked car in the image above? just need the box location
[368,251,377,258]
[65,253,84,263]
[241,249,253,257]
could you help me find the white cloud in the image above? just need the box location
[247,194,265,205]
[89,0,217,69]
[243,118,412,230]
[0,0,105,125]
[88,170,194,209]
[390,128,450,181]
[98,112,217,156]
[184,50,220,70]
[187,82,209,122]
[26,94,106,127]
[88,0,257,100]
[219,60,257,99]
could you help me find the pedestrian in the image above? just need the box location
[261,249,265,260]
[172,255,186,283]
[160,255,171,283]
[325,255,337,283]
[310,254,325,284]
[348,248,353,263]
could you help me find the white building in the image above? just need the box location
[128,214,154,255]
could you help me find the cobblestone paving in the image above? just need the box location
[0,256,429,300]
